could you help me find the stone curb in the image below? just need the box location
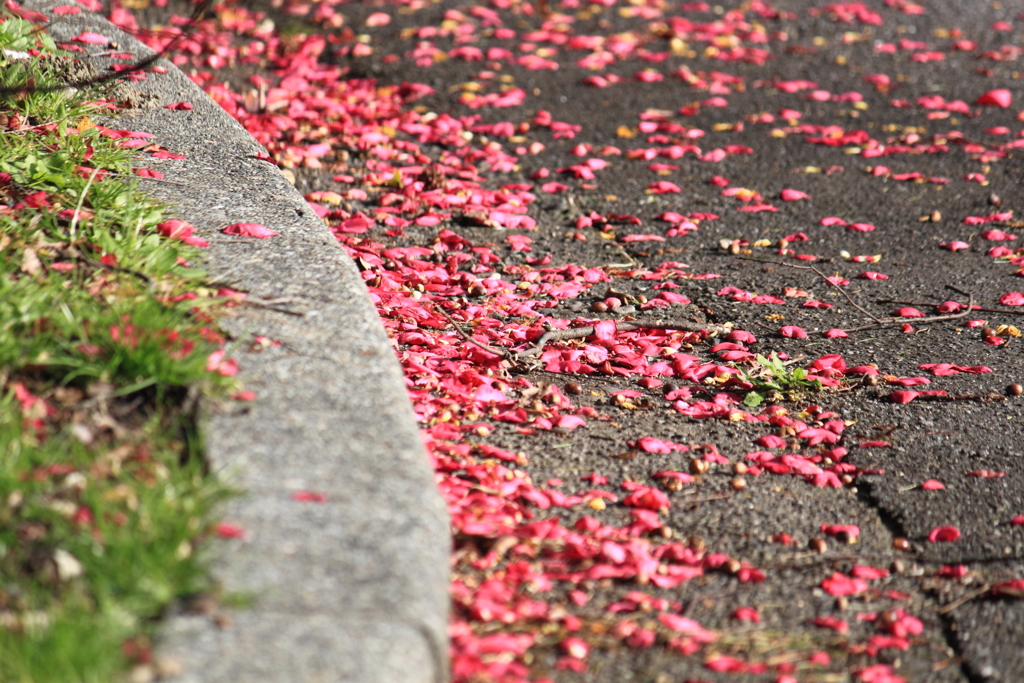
[25,4,452,682]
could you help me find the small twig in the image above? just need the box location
[73,250,153,287]
[734,257,978,332]
[608,242,638,268]
[84,50,138,58]
[238,299,309,317]
[939,584,992,614]
[767,554,861,570]
[516,319,731,358]
[879,298,1024,317]
[108,171,188,186]
[678,492,735,504]
[930,392,1006,403]
[430,302,511,359]
[737,256,884,323]
[841,293,973,332]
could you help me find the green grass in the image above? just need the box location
[0,10,233,682]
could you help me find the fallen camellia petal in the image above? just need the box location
[222,222,279,238]
[292,491,327,502]
[928,525,961,543]
[780,188,809,201]
[731,606,761,622]
[999,292,1024,306]
[214,522,245,539]
[821,571,868,596]
[920,480,944,490]
[637,436,680,453]
[847,222,876,232]
[820,216,847,226]
[205,349,238,376]
[647,181,681,194]
[557,415,586,430]
[72,31,109,45]
[657,616,717,645]
[756,434,786,449]
[5,0,50,22]
[778,325,808,338]
[850,565,889,580]
[977,88,1012,108]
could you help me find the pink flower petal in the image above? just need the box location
[72,31,110,45]
[977,89,1012,108]
[222,222,279,238]
[778,325,808,338]
[215,522,246,539]
[928,526,961,543]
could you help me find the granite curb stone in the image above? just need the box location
[23,3,452,681]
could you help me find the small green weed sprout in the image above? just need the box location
[742,352,823,407]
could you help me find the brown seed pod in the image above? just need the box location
[836,530,857,544]
[590,301,609,313]
[688,458,710,475]
[467,284,487,297]
[930,210,942,222]
[730,477,747,491]
[565,382,583,395]
[724,558,742,574]
[733,462,749,475]
[981,327,997,338]
[660,477,684,492]
[1008,383,1023,396]
[809,537,828,554]
[989,192,1002,207]
[893,537,910,551]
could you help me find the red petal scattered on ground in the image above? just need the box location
[222,222,278,238]
[928,526,962,543]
